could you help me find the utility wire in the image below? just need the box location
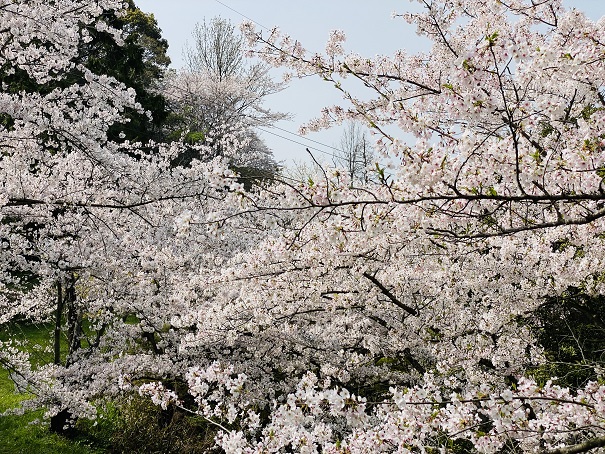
[257,127,338,158]
[270,124,345,153]
[160,77,349,160]
[214,0,269,31]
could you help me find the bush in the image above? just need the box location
[80,396,217,454]
[529,288,605,389]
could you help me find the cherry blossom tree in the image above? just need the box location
[162,69,280,174]
[162,17,286,174]
[0,0,258,434]
[139,1,605,452]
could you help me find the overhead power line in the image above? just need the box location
[257,127,338,159]
[214,0,269,31]
[160,77,349,160]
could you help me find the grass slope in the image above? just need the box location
[0,323,105,454]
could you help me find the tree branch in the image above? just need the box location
[362,272,418,316]
[542,436,605,454]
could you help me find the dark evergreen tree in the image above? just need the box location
[78,0,171,142]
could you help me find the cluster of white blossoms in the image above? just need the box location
[141,363,605,453]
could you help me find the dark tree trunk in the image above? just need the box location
[50,274,81,434]
[65,274,82,365]
[50,409,74,436]
[53,280,64,365]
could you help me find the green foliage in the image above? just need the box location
[89,396,216,454]
[528,288,605,389]
[232,164,280,190]
[445,437,477,454]
[462,59,476,73]
[539,121,555,138]
[582,137,604,153]
[486,186,498,197]
[79,0,171,142]
[485,31,499,46]
[184,131,206,145]
[164,129,206,167]
[580,104,603,121]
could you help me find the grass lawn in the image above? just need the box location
[0,323,106,454]
[0,322,215,453]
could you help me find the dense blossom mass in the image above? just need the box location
[2,0,605,453]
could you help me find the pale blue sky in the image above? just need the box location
[137,0,605,166]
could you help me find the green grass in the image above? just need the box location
[0,323,106,454]
[0,322,216,453]
[0,368,105,454]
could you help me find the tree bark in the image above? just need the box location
[543,436,605,454]
[53,280,63,365]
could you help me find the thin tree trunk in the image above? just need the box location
[65,273,81,366]
[50,276,78,435]
[53,280,63,365]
